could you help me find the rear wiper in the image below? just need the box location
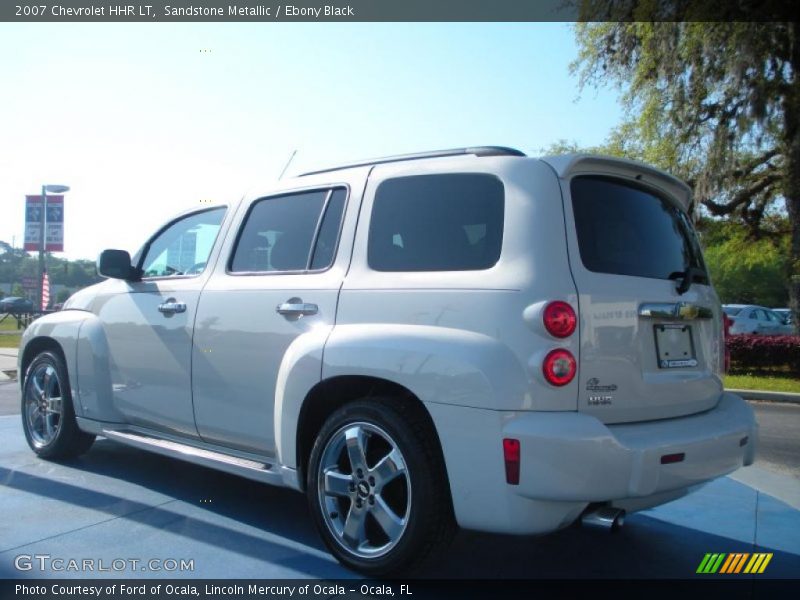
[669,266,707,295]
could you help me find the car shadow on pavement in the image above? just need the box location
[0,440,350,579]
[1,439,799,579]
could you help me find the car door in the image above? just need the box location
[762,309,782,335]
[94,207,228,436]
[751,309,772,334]
[192,172,366,455]
[749,309,761,333]
[742,309,758,333]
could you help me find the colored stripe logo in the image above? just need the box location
[696,553,773,574]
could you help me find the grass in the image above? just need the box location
[0,314,25,332]
[724,373,800,394]
[0,334,21,349]
[0,313,24,349]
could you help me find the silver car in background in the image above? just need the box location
[773,308,793,327]
[723,304,793,335]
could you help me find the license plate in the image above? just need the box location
[654,324,697,368]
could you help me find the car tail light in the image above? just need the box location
[503,438,520,485]
[543,349,577,386]
[660,452,685,464]
[543,301,577,338]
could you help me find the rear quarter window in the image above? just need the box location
[570,175,707,282]
[368,173,504,272]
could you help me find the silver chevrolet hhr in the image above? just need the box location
[19,147,757,574]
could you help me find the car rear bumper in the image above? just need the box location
[426,392,757,535]
[506,392,756,502]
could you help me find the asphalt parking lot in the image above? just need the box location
[0,380,798,580]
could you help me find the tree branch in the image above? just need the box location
[732,148,780,178]
[702,172,780,216]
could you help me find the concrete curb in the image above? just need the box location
[727,388,800,404]
[0,348,18,382]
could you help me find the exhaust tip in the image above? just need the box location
[581,506,626,533]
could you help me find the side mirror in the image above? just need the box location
[97,249,137,280]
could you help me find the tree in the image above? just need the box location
[696,217,789,307]
[56,288,73,304]
[0,241,31,283]
[570,10,799,327]
[0,242,101,292]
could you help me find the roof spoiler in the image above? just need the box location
[540,154,693,210]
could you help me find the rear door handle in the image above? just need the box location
[276,297,318,317]
[158,299,187,315]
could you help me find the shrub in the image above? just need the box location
[726,334,800,375]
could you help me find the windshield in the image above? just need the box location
[723,307,743,316]
[771,310,790,324]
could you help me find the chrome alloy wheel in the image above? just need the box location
[317,422,411,559]
[24,363,63,448]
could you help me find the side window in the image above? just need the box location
[140,208,225,278]
[230,187,347,273]
[368,174,504,272]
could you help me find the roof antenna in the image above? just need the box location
[278,149,297,180]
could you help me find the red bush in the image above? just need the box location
[726,334,800,374]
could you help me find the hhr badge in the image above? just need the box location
[588,395,613,406]
[586,378,616,406]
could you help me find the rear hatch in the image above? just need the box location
[544,156,724,424]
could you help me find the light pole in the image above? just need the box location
[39,184,69,311]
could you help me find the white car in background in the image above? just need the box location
[723,304,793,335]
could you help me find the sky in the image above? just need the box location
[0,22,623,260]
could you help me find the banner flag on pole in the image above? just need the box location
[24,195,65,252]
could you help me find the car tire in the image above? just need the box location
[21,350,95,459]
[307,398,455,576]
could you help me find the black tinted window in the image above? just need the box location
[368,174,504,272]
[571,176,707,281]
[310,189,347,270]
[231,191,325,273]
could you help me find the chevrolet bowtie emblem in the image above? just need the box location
[677,303,700,319]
